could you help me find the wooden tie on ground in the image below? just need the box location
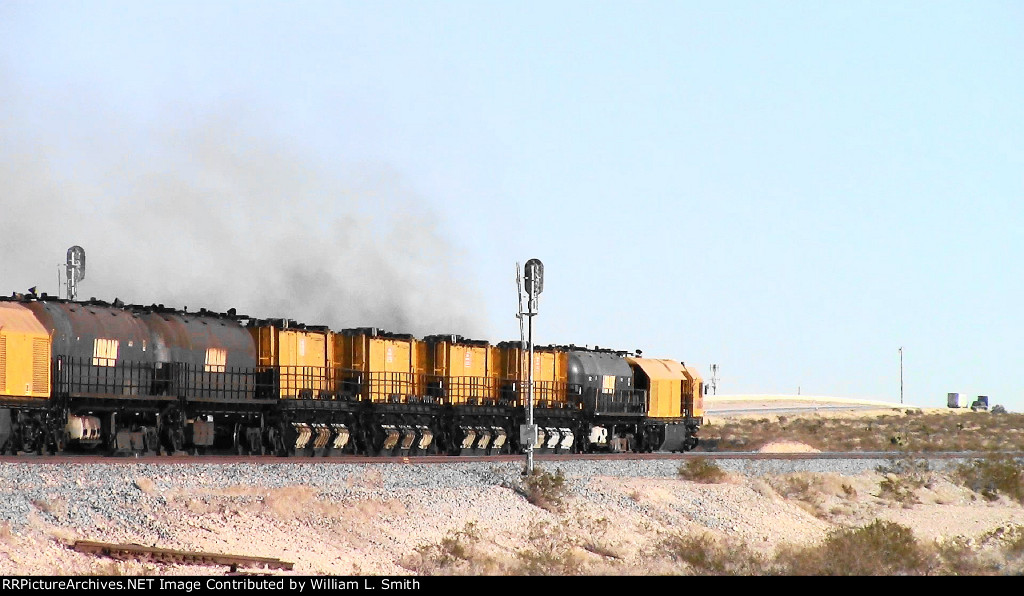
[72,540,294,570]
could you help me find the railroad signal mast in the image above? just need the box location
[65,246,86,300]
[709,364,719,395]
[517,258,543,476]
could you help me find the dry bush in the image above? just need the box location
[406,521,500,575]
[407,515,625,576]
[518,468,567,512]
[932,536,996,575]
[766,473,858,519]
[513,521,584,576]
[677,458,727,484]
[955,456,1024,504]
[776,520,930,575]
[981,525,1024,558]
[658,532,764,575]
[574,516,619,559]
[648,522,1014,576]
[750,478,779,500]
[876,456,933,506]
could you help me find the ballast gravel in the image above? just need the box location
[0,454,1020,575]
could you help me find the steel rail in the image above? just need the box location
[0,451,1020,466]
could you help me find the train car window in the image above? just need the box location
[205,348,227,373]
[92,338,119,367]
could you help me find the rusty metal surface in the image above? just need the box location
[24,300,153,365]
[72,540,294,570]
[23,299,156,398]
[135,308,257,400]
[137,309,256,368]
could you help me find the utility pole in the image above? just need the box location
[899,347,904,404]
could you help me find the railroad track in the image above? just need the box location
[0,451,1019,465]
[72,540,293,571]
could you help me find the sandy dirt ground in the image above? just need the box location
[1,446,1022,576]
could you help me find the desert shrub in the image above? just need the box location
[519,468,567,511]
[877,475,919,505]
[515,548,581,575]
[514,521,583,575]
[1008,531,1024,558]
[435,521,481,564]
[678,458,727,484]
[777,520,929,575]
[775,475,812,497]
[659,532,764,575]
[980,525,1024,558]
[766,473,859,520]
[955,456,1024,504]
[409,522,495,575]
[578,516,620,559]
[876,456,933,505]
[932,536,994,575]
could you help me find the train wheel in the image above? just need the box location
[274,424,289,456]
[233,423,245,455]
[51,430,67,455]
[19,416,42,455]
[170,430,183,454]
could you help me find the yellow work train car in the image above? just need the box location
[493,342,569,407]
[249,321,331,399]
[423,335,496,406]
[627,357,704,420]
[682,364,705,420]
[0,302,51,400]
[334,328,427,403]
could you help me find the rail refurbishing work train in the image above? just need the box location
[0,291,703,457]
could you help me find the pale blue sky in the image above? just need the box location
[1,2,1021,409]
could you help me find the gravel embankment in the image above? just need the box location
[0,456,961,531]
[1,455,1019,576]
